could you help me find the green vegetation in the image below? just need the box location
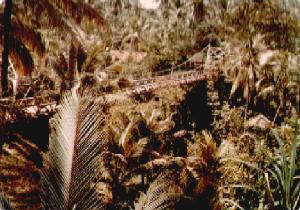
[265,125,299,210]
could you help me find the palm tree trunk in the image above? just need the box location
[175,0,181,8]
[161,0,169,7]
[193,0,204,22]
[112,0,122,16]
[1,0,13,97]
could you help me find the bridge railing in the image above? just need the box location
[106,44,227,83]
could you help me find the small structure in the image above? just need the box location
[245,114,273,130]
[110,50,147,64]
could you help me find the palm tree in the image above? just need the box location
[0,0,108,97]
[0,13,46,97]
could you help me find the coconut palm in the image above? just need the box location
[0,0,108,97]
[0,13,45,97]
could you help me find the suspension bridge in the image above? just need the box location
[0,45,227,122]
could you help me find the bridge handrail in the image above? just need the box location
[106,45,224,81]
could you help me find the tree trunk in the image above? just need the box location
[112,0,122,16]
[193,0,204,22]
[161,0,169,7]
[175,0,181,8]
[1,0,13,97]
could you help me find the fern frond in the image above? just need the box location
[41,89,105,210]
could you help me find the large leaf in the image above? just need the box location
[41,89,105,210]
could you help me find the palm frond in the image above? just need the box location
[0,16,37,77]
[22,0,90,47]
[99,151,128,183]
[10,17,45,57]
[0,193,13,210]
[41,89,106,210]
[49,0,108,32]
[53,53,68,79]
[119,120,136,153]
[23,0,66,28]
[97,152,128,206]
[127,137,150,165]
[0,13,45,57]
[135,172,183,210]
[80,44,103,73]
[76,44,87,72]
[0,135,41,210]
[200,130,217,168]
[9,37,34,77]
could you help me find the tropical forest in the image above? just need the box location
[0,0,299,209]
